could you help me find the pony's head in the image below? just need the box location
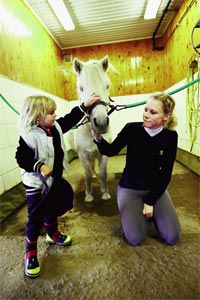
[73,56,110,134]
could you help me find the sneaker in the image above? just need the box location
[25,250,40,279]
[46,233,72,246]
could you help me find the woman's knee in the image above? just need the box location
[125,231,146,246]
[165,230,181,245]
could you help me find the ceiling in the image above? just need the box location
[24,0,184,50]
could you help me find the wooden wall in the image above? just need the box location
[163,0,199,83]
[0,0,199,100]
[0,0,66,99]
[63,39,166,99]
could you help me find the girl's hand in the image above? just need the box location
[143,203,153,218]
[91,128,102,142]
[40,165,53,178]
[83,93,101,108]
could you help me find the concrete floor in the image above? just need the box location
[0,156,199,300]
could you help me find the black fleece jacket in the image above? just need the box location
[94,122,177,205]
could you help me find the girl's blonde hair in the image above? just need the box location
[150,92,177,130]
[18,95,57,132]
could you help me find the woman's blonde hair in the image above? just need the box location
[18,95,56,132]
[150,92,177,130]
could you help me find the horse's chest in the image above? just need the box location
[75,126,94,150]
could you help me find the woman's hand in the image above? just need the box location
[40,164,53,178]
[143,203,153,218]
[91,128,102,143]
[83,93,101,108]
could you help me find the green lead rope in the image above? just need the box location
[124,77,200,109]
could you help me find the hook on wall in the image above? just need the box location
[191,19,200,55]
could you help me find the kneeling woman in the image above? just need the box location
[92,92,181,246]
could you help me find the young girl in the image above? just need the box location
[92,92,181,246]
[15,94,100,278]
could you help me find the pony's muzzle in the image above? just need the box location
[93,116,109,134]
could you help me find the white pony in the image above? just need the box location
[71,56,112,207]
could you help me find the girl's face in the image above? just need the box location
[37,110,57,128]
[143,98,170,129]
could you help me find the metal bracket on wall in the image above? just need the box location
[191,19,200,55]
[152,0,172,51]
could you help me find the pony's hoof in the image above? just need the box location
[84,195,94,207]
[102,193,112,206]
[102,193,111,201]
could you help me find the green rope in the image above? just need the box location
[169,76,200,95]
[123,77,200,109]
[0,93,19,115]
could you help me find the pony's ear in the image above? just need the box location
[73,58,83,74]
[101,55,109,72]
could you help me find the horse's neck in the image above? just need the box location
[78,122,91,133]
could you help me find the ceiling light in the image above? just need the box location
[47,0,75,30]
[144,0,162,20]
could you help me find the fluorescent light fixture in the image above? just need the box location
[144,0,162,19]
[48,0,75,30]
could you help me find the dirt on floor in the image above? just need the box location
[0,156,199,300]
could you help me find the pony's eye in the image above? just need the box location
[106,85,109,89]
[80,86,83,92]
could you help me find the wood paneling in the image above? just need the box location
[163,0,199,85]
[0,0,199,101]
[0,0,66,99]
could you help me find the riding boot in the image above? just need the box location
[44,217,72,246]
[25,237,40,279]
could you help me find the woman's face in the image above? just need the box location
[143,98,170,129]
[37,110,57,129]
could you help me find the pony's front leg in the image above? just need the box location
[79,152,95,206]
[99,155,111,204]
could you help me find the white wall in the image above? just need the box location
[108,79,200,158]
[0,75,199,195]
[166,78,200,156]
